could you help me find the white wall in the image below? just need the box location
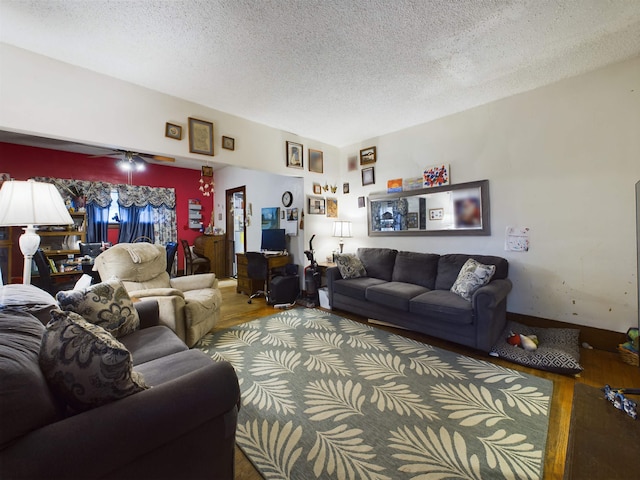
[338,57,640,333]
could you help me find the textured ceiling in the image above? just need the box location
[1,0,640,147]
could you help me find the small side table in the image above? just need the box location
[316,262,336,287]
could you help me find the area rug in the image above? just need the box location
[196,309,553,480]
[564,383,640,480]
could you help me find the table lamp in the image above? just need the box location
[332,221,352,254]
[0,180,73,284]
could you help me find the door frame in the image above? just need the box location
[226,186,247,276]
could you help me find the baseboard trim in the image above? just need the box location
[506,312,626,353]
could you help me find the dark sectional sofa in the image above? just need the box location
[327,248,512,352]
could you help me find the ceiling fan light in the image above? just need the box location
[135,160,146,172]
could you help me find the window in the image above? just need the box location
[107,190,119,224]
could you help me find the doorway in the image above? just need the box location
[226,186,247,277]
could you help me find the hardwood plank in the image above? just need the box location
[211,283,640,480]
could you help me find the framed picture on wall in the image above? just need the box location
[343,183,350,194]
[165,123,182,140]
[326,198,338,218]
[360,146,376,165]
[308,196,326,215]
[286,141,303,169]
[358,196,366,208]
[309,149,323,173]
[222,136,235,151]
[313,183,322,195]
[188,117,214,156]
[362,166,375,186]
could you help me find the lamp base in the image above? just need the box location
[19,225,41,285]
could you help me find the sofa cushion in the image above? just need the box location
[409,290,473,325]
[332,277,387,301]
[0,309,61,448]
[56,278,140,338]
[39,310,149,412]
[435,254,508,291]
[357,248,398,281]
[134,349,215,386]
[0,284,58,325]
[392,251,440,290]
[335,254,367,279]
[451,258,496,301]
[120,325,188,366]
[366,282,430,312]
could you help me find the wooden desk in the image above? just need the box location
[194,234,227,278]
[236,253,292,296]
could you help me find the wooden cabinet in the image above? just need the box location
[194,234,227,278]
[38,213,87,272]
[236,253,291,296]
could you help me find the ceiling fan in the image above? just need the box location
[92,149,175,172]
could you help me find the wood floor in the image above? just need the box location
[213,281,640,480]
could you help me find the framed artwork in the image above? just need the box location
[358,196,366,208]
[362,166,375,186]
[360,146,376,165]
[343,182,350,194]
[188,117,214,156]
[222,136,235,151]
[407,212,419,228]
[201,166,213,177]
[308,197,326,215]
[326,198,338,218]
[261,207,280,230]
[313,183,322,195]
[286,141,303,169]
[165,122,182,140]
[429,208,444,220]
[281,210,285,220]
[309,149,323,173]
[423,164,450,188]
[348,156,358,171]
[387,178,402,193]
[287,208,299,221]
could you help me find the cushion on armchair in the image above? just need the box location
[56,279,140,338]
[39,310,148,412]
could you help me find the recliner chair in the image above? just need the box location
[93,243,221,347]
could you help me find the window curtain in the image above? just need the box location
[86,202,110,243]
[117,204,155,243]
[117,185,176,244]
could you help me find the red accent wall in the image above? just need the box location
[0,142,213,282]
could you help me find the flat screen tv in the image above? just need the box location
[261,229,286,252]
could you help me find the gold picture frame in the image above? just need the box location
[201,166,213,177]
[360,146,376,165]
[165,122,182,140]
[222,136,235,151]
[188,117,214,156]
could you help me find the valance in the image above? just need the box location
[117,184,175,208]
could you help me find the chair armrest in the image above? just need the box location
[326,267,342,307]
[170,273,218,291]
[472,279,512,309]
[129,288,185,299]
[134,300,160,329]
[0,361,240,480]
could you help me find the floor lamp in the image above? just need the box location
[0,180,73,284]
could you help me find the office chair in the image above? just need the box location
[32,249,76,295]
[79,242,103,258]
[245,252,270,304]
[165,241,178,276]
[180,239,210,275]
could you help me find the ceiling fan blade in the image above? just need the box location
[147,154,175,163]
[88,152,122,159]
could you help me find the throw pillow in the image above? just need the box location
[450,258,496,301]
[56,278,139,338]
[39,310,148,412]
[335,254,367,279]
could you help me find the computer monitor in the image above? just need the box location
[261,229,287,252]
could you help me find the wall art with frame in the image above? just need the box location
[308,196,326,215]
[309,149,323,173]
[188,118,214,156]
[360,146,376,165]
[362,166,375,186]
[286,141,303,169]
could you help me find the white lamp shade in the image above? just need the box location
[332,221,352,238]
[0,180,73,226]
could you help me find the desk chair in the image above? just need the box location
[180,239,210,275]
[165,241,178,275]
[32,249,76,295]
[245,252,270,304]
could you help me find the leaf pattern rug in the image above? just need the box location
[195,308,553,480]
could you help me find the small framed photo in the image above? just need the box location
[407,212,419,228]
[308,196,326,215]
[429,208,444,220]
[326,198,338,218]
[309,149,323,173]
[222,136,235,151]
[201,166,213,177]
[362,166,375,186]
[313,183,322,195]
[188,117,214,156]
[343,182,350,194]
[165,122,182,140]
[286,141,303,169]
[360,146,376,165]
[358,196,366,208]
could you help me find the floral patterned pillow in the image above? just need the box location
[56,279,139,338]
[39,310,148,412]
[335,254,367,279]
[450,258,496,301]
